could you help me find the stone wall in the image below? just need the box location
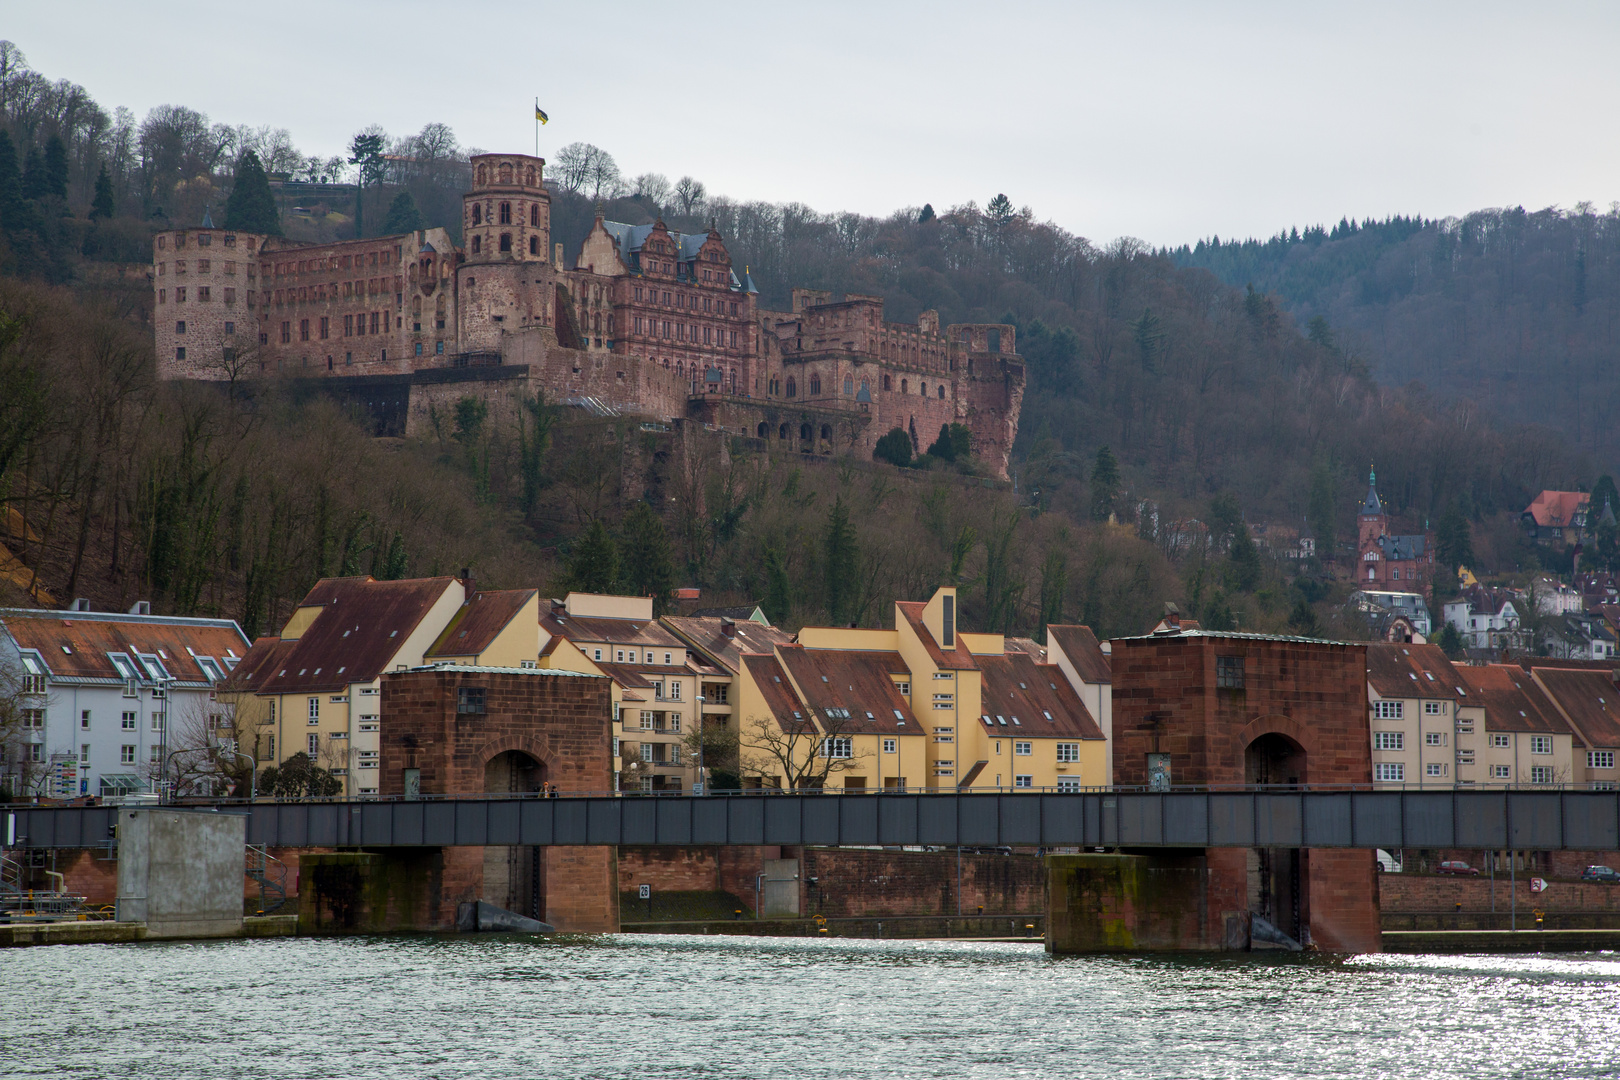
[1381,872,1620,913]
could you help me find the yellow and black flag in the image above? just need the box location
[535,100,549,125]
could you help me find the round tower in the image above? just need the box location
[457,153,554,351]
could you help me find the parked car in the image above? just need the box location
[1581,865,1620,883]
[1437,860,1480,876]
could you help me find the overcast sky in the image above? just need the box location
[13,1,1620,247]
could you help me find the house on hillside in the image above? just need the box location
[1356,470,1435,590]
[1523,490,1590,544]
[1532,575,1583,616]
[1350,590,1432,638]
[1539,612,1616,661]
[1443,587,1529,655]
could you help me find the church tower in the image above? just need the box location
[456,153,554,352]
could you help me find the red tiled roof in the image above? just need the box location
[222,636,298,693]
[1046,624,1112,684]
[742,653,814,732]
[895,601,978,670]
[1453,664,1572,735]
[1,609,249,687]
[267,575,458,693]
[1524,490,1589,528]
[975,653,1104,740]
[775,644,917,734]
[539,610,682,649]
[425,589,535,659]
[1530,668,1620,748]
[662,615,796,676]
[1366,642,1467,699]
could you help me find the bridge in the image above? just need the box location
[8,788,1619,851]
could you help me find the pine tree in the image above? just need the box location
[20,144,46,200]
[987,193,1014,224]
[823,496,859,625]
[225,151,281,235]
[1089,446,1120,522]
[1227,526,1262,593]
[568,518,619,593]
[382,190,422,234]
[89,164,115,220]
[1307,460,1337,561]
[1435,503,1475,574]
[873,427,911,467]
[917,203,935,224]
[763,544,793,627]
[42,135,68,199]
[621,501,676,614]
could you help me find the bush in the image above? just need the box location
[873,427,912,467]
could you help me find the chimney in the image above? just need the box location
[70,598,91,612]
[459,566,475,601]
[129,600,151,616]
[1163,602,1181,629]
[720,617,736,639]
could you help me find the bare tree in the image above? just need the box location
[0,660,46,798]
[552,142,606,197]
[145,693,243,798]
[633,172,672,210]
[738,713,870,790]
[674,176,707,218]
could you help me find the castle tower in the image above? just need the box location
[1358,468,1388,548]
[457,153,553,352]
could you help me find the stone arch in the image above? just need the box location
[526,165,537,187]
[1239,714,1317,759]
[500,233,512,253]
[757,422,769,438]
[476,164,487,185]
[800,422,813,441]
[820,424,832,442]
[499,161,514,184]
[778,423,789,439]
[475,732,554,775]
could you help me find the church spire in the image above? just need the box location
[1362,466,1383,515]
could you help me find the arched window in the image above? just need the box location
[920,383,926,396]
[757,422,768,438]
[883,375,891,391]
[843,375,854,396]
[530,204,539,226]
[677,360,685,376]
[499,162,513,184]
[525,166,537,187]
[530,236,539,255]
[778,424,789,440]
[820,424,832,442]
[786,377,796,397]
[901,379,908,393]
[476,164,487,185]
[810,374,822,395]
[800,423,813,441]
[472,204,482,225]
[471,235,482,254]
[499,202,512,225]
[938,385,946,398]
[499,233,512,252]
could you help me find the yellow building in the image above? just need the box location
[732,587,1106,791]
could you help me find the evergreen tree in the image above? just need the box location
[873,427,912,467]
[379,531,408,580]
[382,190,422,234]
[348,130,386,239]
[1435,502,1476,574]
[1089,445,1120,522]
[926,423,972,462]
[567,518,619,593]
[1307,460,1338,561]
[517,391,555,516]
[917,203,935,224]
[621,501,676,614]
[89,164,115,220]
[1132,308,1164,370]
[1437,622,1465,659]
[763,544,793,626]
[0,131,23,225]
[224,151,281,235]
[41,136,68,199]
[1590,475,1619,523]
[1227,525,1262,592]
[987,193,1014,224]
[20,144,46,200]
[823,496,859,625]
[1287,598,1321,637]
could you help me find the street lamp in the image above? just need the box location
[694,694,707,795]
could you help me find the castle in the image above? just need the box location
[152,153,1026,477]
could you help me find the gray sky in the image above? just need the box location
[14,1,1620,247]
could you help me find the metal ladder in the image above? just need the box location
[245,845,288,915]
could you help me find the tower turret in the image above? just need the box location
[457,153,554,351]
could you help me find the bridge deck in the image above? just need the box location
[7,790,1619,851]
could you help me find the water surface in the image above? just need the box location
[5,935,1620,1078]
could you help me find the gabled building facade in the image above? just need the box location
[1356,470,1435,590]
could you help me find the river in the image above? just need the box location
[5,935,1620,1078]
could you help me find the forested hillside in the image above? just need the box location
[1171,208,1620,465]
[0,39,1600,645]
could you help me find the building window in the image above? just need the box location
[81,709,91,729]
[1492,733,1511,748]
[499,233,512,253]
[1216,655,1244,689]
[1056,743,1080,762]
[1425,731,1446,747]
[1014,775,1033,788]
[883,738,897,754]
[1424,701,1445,715]
[22,708,43,729]
[1426,762,1446,777]
[1531,735,1553,755]
[308,733,319,757]
[1014,741,1032,756]
[1491,765,1511,779]
[151,711,164,731]
[320,316,330,339]
[122,711,136,730]
[1531,765,1555,785]
[1373,701,1403,720]
[457,687,487,715]
[300,318,311,341]
[121,745,136,764]
[820,737,853,759]
[499,202,511,225]
[1590,750,1616,770]
[308,697,319,723]
[281,321,291,344]
[1375,762,1405,782]
[1373,732,1403,750]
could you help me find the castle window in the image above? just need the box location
[883,375,891,390]
[300,319,310,341]
[786,377,796,398]
[175,347,185,360]
[370,312,380,334]
[800,423,813,441]
[938,385,945,398]
[472,204,482,225]
[344,315,354,336]
[499,202,512,225]
[280,322,291,344]
[810,374,821,394]
[224,321,234,335]
[901,379,908,393]
[319,316,329,339]
[843,375,854,395]
[530,204,539,226]
[779,424,788,439]
[920,383,926,395]
[176,321,186,334]
[159,289,166,303]
[476,164,487,185]
[224,287,235,304]
[176,287,186,302]
[530,236,539,255]
[499,234,512,253]
[471,236,482,254]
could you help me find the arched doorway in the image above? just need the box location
[1244,731,1307,943]
[485,749,546,919]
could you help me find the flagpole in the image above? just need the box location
[534,98,539,157]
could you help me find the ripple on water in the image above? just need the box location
[4,935,1620,1079]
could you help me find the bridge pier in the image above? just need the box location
[1046,848,1380,954]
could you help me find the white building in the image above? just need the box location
[1443,591,1528,653]
[0,604,250,799]
[1351,590,1432,637]
[1532,575,1583,617]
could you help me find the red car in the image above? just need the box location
[1437,860,1480,876]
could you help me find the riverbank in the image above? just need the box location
[0,914,298,947]
[1381,928,1620,953]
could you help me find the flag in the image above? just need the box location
[535,102,549,125]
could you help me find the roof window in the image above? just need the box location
[895,710,905,720]
[1043,711,1053,720]
[996,715,1007,725]
[1012,717,1021,725]
[61,645,72,654]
